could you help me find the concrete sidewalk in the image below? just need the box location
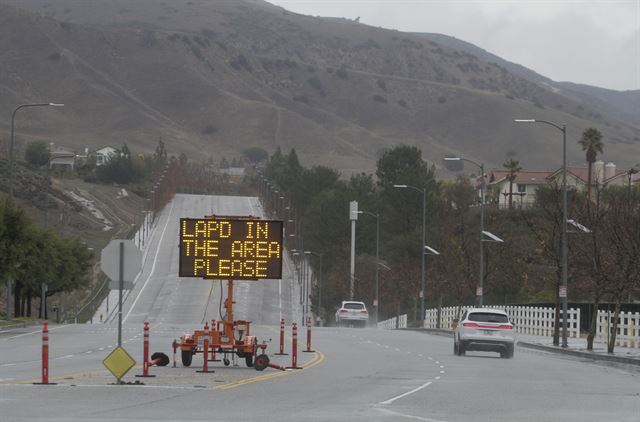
[406,327,640,366]
[516,333,640,365]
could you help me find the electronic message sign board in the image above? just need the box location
[179,218,283,280]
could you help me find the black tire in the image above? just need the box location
[245,354,254,367]
[223,358,230,366]
[181,350,193,367]
[457,341,466,356]
[254,354,269,371]
[453,341,458,355]
[506,346,514,359]
[151,352,170,367]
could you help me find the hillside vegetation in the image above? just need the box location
[0,0,638,174]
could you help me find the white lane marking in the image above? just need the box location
[435,361,439,364]
[395,348,401,352]
[435,376,441,380]
[385,345,390,349]
[428,357,433,360]
[58,355,74,359]
[1,363,17,367]
[376,407,448,422]
[379,381,432,405]
[418,354,423,357]
[439,371,445,374]
[0,378,15,383]
[124,200,175,323]
[5,324,73,341]
[439,365,444,369]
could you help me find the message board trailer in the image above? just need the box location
[179,217,283,280]
[176,216,282,371]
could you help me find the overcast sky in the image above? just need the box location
[267,0,640,92]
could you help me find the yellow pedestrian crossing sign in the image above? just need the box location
[103,346,136,382]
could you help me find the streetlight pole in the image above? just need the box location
[393,184,427,325]
[358,210,380,324]
[7,102,63,320]
[444,157,486,306]
[515,118,569,348]
[304,251,323,324]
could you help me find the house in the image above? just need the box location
[48,145,76,171]
[486,170,553,208]
[95,146,118,166]
[486,161,636,208]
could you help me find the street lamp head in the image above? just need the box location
[443,157,461,161]
[49,103,65,107]
[514,119,536,123]
[393,184,407,188]
[424,245,441,255]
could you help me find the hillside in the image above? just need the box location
[0,0,638,175]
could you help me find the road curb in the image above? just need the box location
[401,327,640,366]
[400,328,452,337]
[0,320,40,332]
[516,341,640,366]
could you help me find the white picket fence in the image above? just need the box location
[425,305,581,338]
[378,314,407,329]
[596,310,640,348]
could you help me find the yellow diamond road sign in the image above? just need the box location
[103,346,136,381]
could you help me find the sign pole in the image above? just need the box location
[349,201,358,300]
[118,241,124,347]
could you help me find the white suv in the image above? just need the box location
[453,308,515,358]
[335,301,369,327]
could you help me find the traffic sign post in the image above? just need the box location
[101,239,142,347]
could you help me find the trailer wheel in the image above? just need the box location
[245,354,254,367]
[181,350,193,367]
[223,358,230,366]
[254,354,269,371]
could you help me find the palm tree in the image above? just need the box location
[578,128,604,200]
[503,158,521,209]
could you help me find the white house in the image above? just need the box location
[486,161,634,208]
[49,146,76,171]
[95,146,118,166]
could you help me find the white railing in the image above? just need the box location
[378,314,407,329]
[425,305,581,338]
[596,311,640,348]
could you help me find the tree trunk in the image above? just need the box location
[587,162,593,200]
[436,294,442,329]
[508,180,514,209]
[20,293,26,318]
[607,300,621,353]
[587,296,599,351]
[553,281,560,346]
[26,290,32,317]
[13,281,22,318]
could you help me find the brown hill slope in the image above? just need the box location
[0,0,638,174]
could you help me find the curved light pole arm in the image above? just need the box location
[515,118,568,347]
